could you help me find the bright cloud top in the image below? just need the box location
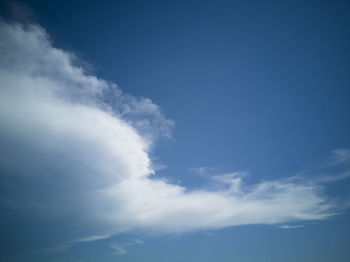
[0,21,345,244]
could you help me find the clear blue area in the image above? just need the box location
[0,0,349,261]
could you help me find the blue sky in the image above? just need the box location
[0,1,349,261]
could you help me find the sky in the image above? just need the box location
[0,0,350,261]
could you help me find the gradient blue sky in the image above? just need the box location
[0,1,350,261]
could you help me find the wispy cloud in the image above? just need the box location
[211,172,249,193]
[67,234,111,243]
[109,239,144,255]
[40,234,112,254]
[316,171,350,183]
[109,244,127,255]
[188,166,219,176]
[331,149,350,166]
[278,224,304,229]
[0,20,349,252]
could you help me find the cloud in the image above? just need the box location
[316,171,350,183]
[67,234,111,243]
[188,166,215,175]
[211,172,249,193]
[38,234,112,255]
[0,20,347,252]
[109,239,144,255]
[331,149,350,166]
[278,224,304,229]
[109,244,127,255]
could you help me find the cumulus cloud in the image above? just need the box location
[0,20,347,251]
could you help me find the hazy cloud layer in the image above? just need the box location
[0,21,347,250]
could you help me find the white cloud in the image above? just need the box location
[188,166,218,176]
[331,149,350,165]
[316,171,350,183]
[109,239,144,255]
[68,234,111,243]
[0,20,347,250]
[109,244,127,255]
[188,166,213,175]
[278,224,304,229]
[211,172,249,193]
[38,234,112,254]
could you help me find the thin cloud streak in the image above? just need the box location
[316,171,350,183]
[67,234,112,243]
[109,239,144,255]
[278,224,305,229]
[331,149,350,166]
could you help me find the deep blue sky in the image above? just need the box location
[0,0,350,261]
